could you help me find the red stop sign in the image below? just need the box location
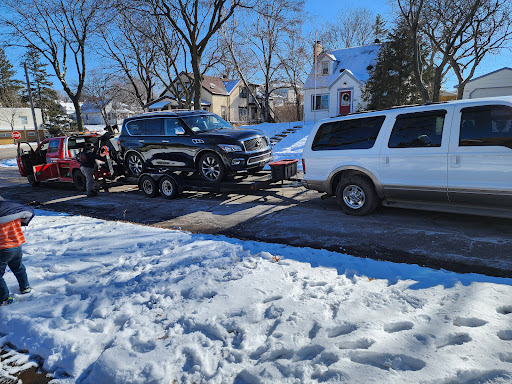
[12,131,21,140]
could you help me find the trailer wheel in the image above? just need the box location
[139,175,158,198]
[159,176,178,199]
[27,174,40,187]
[73,170,86,192]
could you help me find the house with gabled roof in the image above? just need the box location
[303,42,380,122]
[146,73,261,126]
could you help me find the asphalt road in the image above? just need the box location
[1,145,511,278]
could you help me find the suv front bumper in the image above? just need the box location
[223,148,273,171]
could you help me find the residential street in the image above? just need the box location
[2,164,511,278]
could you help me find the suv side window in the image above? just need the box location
[126,120,143,136]
[144,118,163,135]
[312,115,386,151]
[164,118,187,136]
[459,105,512,149]
[388,110,446,148]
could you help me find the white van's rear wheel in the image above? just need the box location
[336,176,379,216]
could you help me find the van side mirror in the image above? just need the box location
[176,127,186,135]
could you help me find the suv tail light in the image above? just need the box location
[302,158,306,174]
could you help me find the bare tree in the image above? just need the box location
[422,0,512,99]
[145,0,246,111]
[243,0,305,122]
[397,0,432,103]
[98,14,159,110]
[277,31,309,121]
[83,69,120,126]
[319,7,376,50]
[0,0,109,132]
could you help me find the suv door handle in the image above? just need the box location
[162,140,169,143]
[450,155,461,168]
[138,140,144,143]
[381,155,390,167]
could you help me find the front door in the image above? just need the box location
[339,91,351,116]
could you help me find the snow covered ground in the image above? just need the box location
[0,210,511,383]
[0,158,18,167]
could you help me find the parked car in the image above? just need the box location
[17,133,125,190]
[118,110,273,182]
[302,96,512,217]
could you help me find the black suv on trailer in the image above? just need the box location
[118,110,273,182]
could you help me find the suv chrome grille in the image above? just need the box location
[243,136,268,152]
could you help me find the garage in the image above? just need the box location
[463,67,512,99]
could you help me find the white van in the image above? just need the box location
[302,97,512,217]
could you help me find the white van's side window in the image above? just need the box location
[311,116,386,151]
[459,105,512,149]
[388,110,446,148]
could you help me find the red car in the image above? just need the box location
[17,134,125,190]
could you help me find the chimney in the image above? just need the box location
[313,41,322,63]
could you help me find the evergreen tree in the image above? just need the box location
[373,14,387,43]
[24,47,59,122]
[362,22,431,110]
[0,47,23,107]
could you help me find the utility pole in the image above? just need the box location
[24,62,40,145]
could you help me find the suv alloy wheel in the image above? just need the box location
[126,152,145,177]
[199,152,225,182]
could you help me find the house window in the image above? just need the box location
[321,62,329,75]
[221,106,227,120]
[19,116,28,125]
[239,107,248,121]
[312,94,329,111]
[240,87,247,98]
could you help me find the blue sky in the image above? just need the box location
[6,1,511,95]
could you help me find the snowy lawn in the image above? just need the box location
[0,158,18,167]
[0,210,511,383]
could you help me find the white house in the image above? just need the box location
[303,43,380,122]
[0,107,43,144]
[462,67,512,99]
[82,101,135,126]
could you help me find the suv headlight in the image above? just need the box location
[219,144,243,153]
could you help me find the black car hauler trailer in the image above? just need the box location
[137,159,301,199]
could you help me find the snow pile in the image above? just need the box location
[242,121,316,169]
[0,159,17,168]
[0,211,511,383]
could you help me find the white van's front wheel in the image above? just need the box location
[336,176,379,216]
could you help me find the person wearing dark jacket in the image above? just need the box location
[79,143,105,197]
[0,196,35,306]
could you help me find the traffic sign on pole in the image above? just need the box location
[12,131,21,140]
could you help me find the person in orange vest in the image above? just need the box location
[0,197,35,306]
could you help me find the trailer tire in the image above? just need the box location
[73,170,86,192]
[159,176,178,199]
[27,174,40,187]
[139,175,158,198]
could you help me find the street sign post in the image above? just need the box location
[12,131,21,140]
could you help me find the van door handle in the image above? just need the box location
[450,155,461,168]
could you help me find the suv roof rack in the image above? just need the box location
[340,101,450,117]
[131,109,209,119]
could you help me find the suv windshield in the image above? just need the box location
[181,114,232,133]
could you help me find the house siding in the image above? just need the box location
[463,68,512,99]
[0,108,44,145]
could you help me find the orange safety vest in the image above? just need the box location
[0,219,25,250]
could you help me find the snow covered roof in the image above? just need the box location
[304,44,380,90]
[222,79,240,94]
